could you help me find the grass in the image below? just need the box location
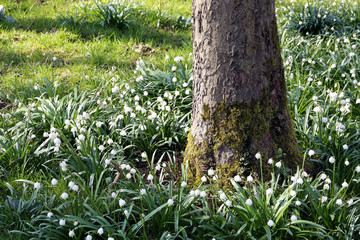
[1,0,360,239]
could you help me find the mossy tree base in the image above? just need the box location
[188,0,304,185]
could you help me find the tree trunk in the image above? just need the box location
[185,0,302,184]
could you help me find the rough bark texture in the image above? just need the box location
[185,0,303,184]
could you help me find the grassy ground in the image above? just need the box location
[0,0,192,101]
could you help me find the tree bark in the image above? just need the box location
[185,0,302,184]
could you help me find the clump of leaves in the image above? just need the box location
[288,4,342,36]
[93,0,139,29]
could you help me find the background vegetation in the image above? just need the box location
[0,0,360,239]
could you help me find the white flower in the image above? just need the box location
[181,181,187,187]
[255,152,261,159]
[53,56,57,61]
[267,220,274,227]
[59,219,66,226]
[86,235,92,240]
[155,164,161,171]
[347,199,354,206]
[321,196,328,203]
[98,145,105,151]
[201,175,207,182]
[69,230,75,238]
[108,238,115,240]
[245,199,253,206]
[268,158,273,164]
[247,175,253,182]
[60,161,68,172]
[356,166,360,173]
[275,161,282,168]
[322,117,328,123]
[147,174,154,181]
[126,173,132,179]
[336,199,343,205]
[68,181,75,188]
[78,134,85,141]
[342,181,349,188]
[343,144,349,150]
[72,185,79,191]
[51,178,58,186]
[234,175,241,182]
[325,178,331,184]
[140,189,146,195]
[329,156,335,164]
[47,212,53,218]
[220,193,226,200]
[60,192,69,200]
[107,138,113,145]
[65,119,71,125]
[208,169,215,176]
[111,192,117,198]
[189,190,195,196]
[296,178,304,185]
[0,5,6,15]
[308,150,315,156]
[167,199,174,206]
[302,171,309,178]
[171,66,177,71]
[174,56,184,62]
[225,200,232,207]
[295,200,301,206]
[119,199,126,207]
[266,188,273,195]
[200,191,207,197]
[323,184,330,190]
[141,152,147,158]
[313,106,322,113]
[34,182,41,190]
[172,77,177,83]
[320,173,327,180]
[345,160,349,166]
[97,227,104,235]
[290,190,297,197]
[74,221,78,226]
[291,215,297,221]
[195,189,201,196]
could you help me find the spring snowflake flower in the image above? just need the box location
[323,184,330,190]
[343,144,349,150]
[141,152,147,158]
[325,178,331,184]
[345,160,349,166]
[220,193,226,200]
[97,228,104,235]
[342,182,349,188]
[140,189,146,195]
[0,5,6,15]
[69,230,75,238]
[329,156,335,164]
[268,158,273,164]
[119,199,126,207]
[72,185,79,191]
[47,212,54,218]
[34,182,41,190]
[147,174,154,181]
[53,56,57,61]
[78,134,85,141]
[171,66,177,71]
[275,161,282,168]
[111,192,117,198]
[308,150,315,156]
[108,238,115,240]
[200,191,207,197]
[59,219,66,226]
[290,190,297,197]
[267,220,274,227]
[60,192,69,200]
[247,175,253,182]
[51,178,58,186]
[195,189,201,196]
[181,181,187,187]
[201,176,207,182]
[356,166,360,173]
[225,200,232,207]
[86,235,92,240]
[336,199,343,205]
[234,175,241,182]
[295,200,301,206]
[320,173,327,180]
[313,106,322,113]
[347,199,354,206]
[291,215,297,221]
[322,117,328,123]
[296,178,304,185]
[208,169,215,176]
[266,188,273,195]
[96,121,103,127]
[174,56,184,62]
[68,181,75,188]
[245,199,253,206]
[155,164,161,171]
[126,173,132,179]
[255,152,261,159]
[321,196,328,203]
[74,221,78,226]
[167,199,174,206]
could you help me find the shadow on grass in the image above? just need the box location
[0,16,191,48]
